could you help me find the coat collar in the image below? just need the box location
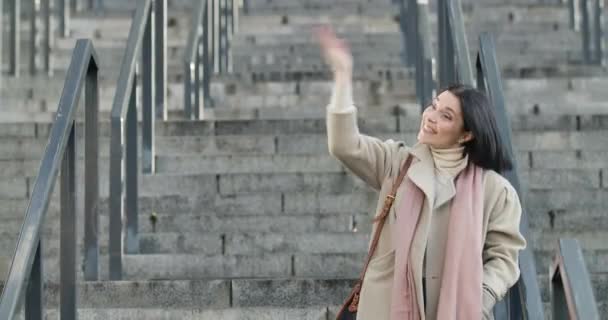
[405,143,436,208]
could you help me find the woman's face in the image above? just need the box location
[417,90,472,149]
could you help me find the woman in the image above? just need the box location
[316,26,527,320]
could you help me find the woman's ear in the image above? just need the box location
[459,132,474,144]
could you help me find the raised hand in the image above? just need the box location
[315,25,353,78]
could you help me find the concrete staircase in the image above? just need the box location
[1,0,608,318]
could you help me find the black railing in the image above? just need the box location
[568,0,605,65]
[184,0,239,119]
[108,0,167,280]
[0,39,100,320]
[398,0,434,111]
[475,33,545,320]
[437,0,473,87]
[550,239,599,320]
[0,0,52,77]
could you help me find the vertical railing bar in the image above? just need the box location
[194,37,202,119]
[218,0,225,73]
[108,119,124,280]
[226,0,233,73]
[155,0,167,120]
[438,0,448,87]
[42,0,51,75]
[142,4,155,176]
[406,0,416,68]
[417,0,434,109]
[83,61,99,281]
[213,0,220,73]
[58,0,69,37]
[569,0,581,31]
[24,242,43,320]
[0,0,3,77]
[30,0,38,75]
[60,123,77,320]
[203,1,212,110]
[581,0,591,63]
[185,62,194,119]
[593,0,603,65]
[10,0,21,76]
[125,77,139,255]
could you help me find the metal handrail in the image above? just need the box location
[399,0,434,111]
[550,239,599,320]
[438,0,473,88]
[476,33,545,320]
[0,39,100,320]
[108,0,167,280]
[184,0,240,119]
[568,0,605,65]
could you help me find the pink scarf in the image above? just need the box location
[390,162,484,320]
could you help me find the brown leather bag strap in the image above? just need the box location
[342,155,414,314]
[359,154,413,280]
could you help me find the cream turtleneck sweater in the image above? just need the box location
[429,146,468,209]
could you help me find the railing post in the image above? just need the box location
[218,0,223,73]
[447,0,473,86]
[219,0,227,73]
[213,0,220,73]
[142,4,155,174]
[416,0,434,109]
[155,0,167,120]
[30,0,38,75]
[195,38,202,118]
[593,0,604,65]
[83,62,100,281]
[226,0,234,73]
[57,0,69,37]
[109,120,123,280]
[406,0,417,68]
[0,0,3,78]
[24,242,43,320]
[185,61,195,119]
[581,0,591,63]
[125,80,140,254]
[438,0,454,87]
[60,124,77,320]
[42,0,51,75]
[202,1,212,111]
[9,0,20,76]
[569,0,581,31]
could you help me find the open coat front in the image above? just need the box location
[327,107,527,320]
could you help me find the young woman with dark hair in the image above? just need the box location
[317,26,526,320]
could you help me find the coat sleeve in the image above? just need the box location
[481,180,527,315]
[326,107,402,191]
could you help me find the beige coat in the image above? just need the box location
[327,108,527,320]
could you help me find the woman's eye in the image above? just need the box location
[442,114,451,120]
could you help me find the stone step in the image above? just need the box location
[36,278,354,309]
[4,183,608,226]
[38,307,332,320]
[121,253,363,280]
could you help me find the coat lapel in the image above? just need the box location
[406,143,436,207]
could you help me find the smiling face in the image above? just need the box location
[417,90,473,149]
